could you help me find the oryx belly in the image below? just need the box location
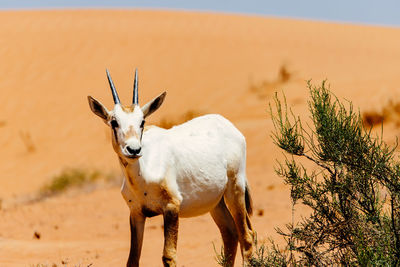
[175,162,228,217]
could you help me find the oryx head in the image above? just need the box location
[88,69,166,160]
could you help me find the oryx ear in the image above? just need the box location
[141,92,166,118]
[88,96,110,121]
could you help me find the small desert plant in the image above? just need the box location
[246,235,294,267]
[158,110,204,129]
[215,234,296,267]
[265,81,400,265]
[363,99,400,128]
[40,168,103,196]
[250,65,293,99]
[214,243,231,267]
[20,130,36,153]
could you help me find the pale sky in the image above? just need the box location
[1,0,399,27]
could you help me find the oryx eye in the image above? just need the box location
[140,120,145,128]
[111,119,119,128]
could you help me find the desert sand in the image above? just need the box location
[0,9,399,266]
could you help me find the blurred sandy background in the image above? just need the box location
[0,9,399,266]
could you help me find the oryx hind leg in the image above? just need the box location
[224,170,254,264]
[210,197,239,267]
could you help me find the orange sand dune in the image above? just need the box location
[0,9,399,266]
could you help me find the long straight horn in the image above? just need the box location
[133,68,138,105]
[106,69,120,105]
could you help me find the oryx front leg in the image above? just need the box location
[162,203,179,267]
[127,214,146,267]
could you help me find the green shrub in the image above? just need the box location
[216,81,400,266]
[268,81,400,265]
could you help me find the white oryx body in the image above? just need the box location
[88,69,254,267]
[121,114,247,218]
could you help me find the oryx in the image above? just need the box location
[88,69,254,267]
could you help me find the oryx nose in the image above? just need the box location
[126,146,141,155]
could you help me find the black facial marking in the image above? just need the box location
[113,128,119,143]
[111,119,119,128]
[140,121,145,141]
